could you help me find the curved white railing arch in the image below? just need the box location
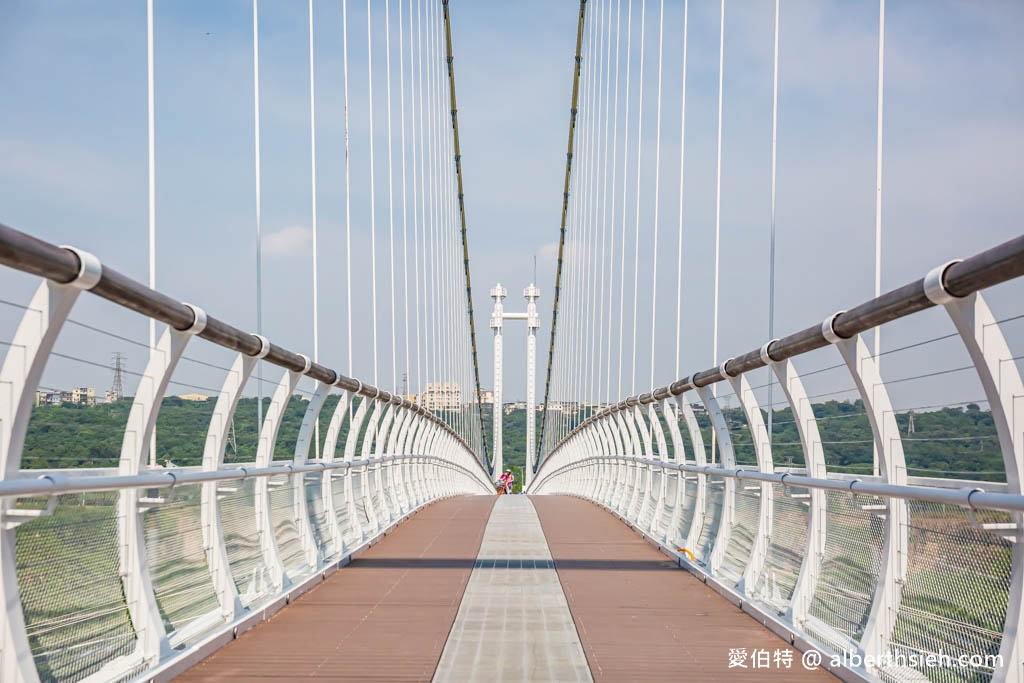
[532,236,1024,683]
[0,224,491,683]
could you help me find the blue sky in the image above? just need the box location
[1,0,1023,415]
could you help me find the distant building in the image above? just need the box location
[35,390,62,407]
[479,390,495,405]
[179,393,209,402]
[105,389,122,404]
[690,402,707,415]
[35,387,96,407]
[71,387,96,406]
[418,382,461,411]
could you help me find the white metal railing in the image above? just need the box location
[532,238,1024,683]
[0,226,493,683]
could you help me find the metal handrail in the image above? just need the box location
[545,232,1024,459]
[0,221,484,464]
[0,454,480,499]
[532,454,1024,515]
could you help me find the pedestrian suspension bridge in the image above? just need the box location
[0,1,1022,682]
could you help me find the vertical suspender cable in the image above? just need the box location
[418,0,428,395]
[595,1,607,411]
[617,0,633,401]
[253,0,264,429]
[597,0,612,408]
[308,0,321,458]
[873,0,886,477]
[385,0,397,392]
[367,0,379,386]
[147,0,157,468]
[648,0,664,390]
[399,0,410,397]
[343,0,354,377]
[711,0,725,464]
[582,4,595,414]
[767,0,780,446]
[147,0,156,351]
[537,0,588,466]
[630,0,646,397]
[444,0,492,462]
[674,0,688,379]
[605,0,622,405]
[411,0,422,395]
[309,0,319,369]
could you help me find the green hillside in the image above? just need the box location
[22,398,1004,482]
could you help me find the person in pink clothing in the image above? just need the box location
[496,470,509,495]
[502,469,514,494]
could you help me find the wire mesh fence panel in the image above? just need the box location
[304,472,331,561]
[268,473,307,580]
[351,469,371,537]
[381,465,398,517]
[639,469,660,530]
[885,502,1011,683]
[331,472,357,549]
[143,484,220,647]
[632,466,648,521]
[720,487,759,585]
[694,475,725,566]
[660,470,677,535]
[754,483,809,615]
[807,490,885,653]
[219,479,269,608]
[677,475,699,548]
[16,492,136,683]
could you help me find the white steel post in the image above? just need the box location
[0,250,101,683]
[525,283,540,489]
[490,284,506,479]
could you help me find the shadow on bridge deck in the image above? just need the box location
[177,496,495,682]
[532,496,837,682]
[178,495,836,682]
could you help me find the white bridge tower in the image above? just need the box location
[489,282,541,488]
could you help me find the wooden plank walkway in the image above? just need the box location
[531,496,837,682]
[178,496,495,682]
[177,494,841,682]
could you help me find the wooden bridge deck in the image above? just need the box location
[178,495,836,682]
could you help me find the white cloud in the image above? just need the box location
[263,225,312,256]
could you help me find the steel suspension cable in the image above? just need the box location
[629,0,646,397]
[588,3,607,415]
[385,0,397,392]
[308,0,321,458]
[648,0,664,390]
[146,0,157,467]
[617,0,633,400]
[872,0,886,477]
[412,0,423,396]
[342,0,353,377]
[537,0,588,464]
[580,3,599,426]
[367,0,379,385]
[252,0,265,427]
[443,0,490,461]
[597,0,613,411]
[674,0,689,380]
[309,0,320,372]
[767,0,780,444]
[711,0,725,464]
[605,0,622,405]
[399,0,410,398]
